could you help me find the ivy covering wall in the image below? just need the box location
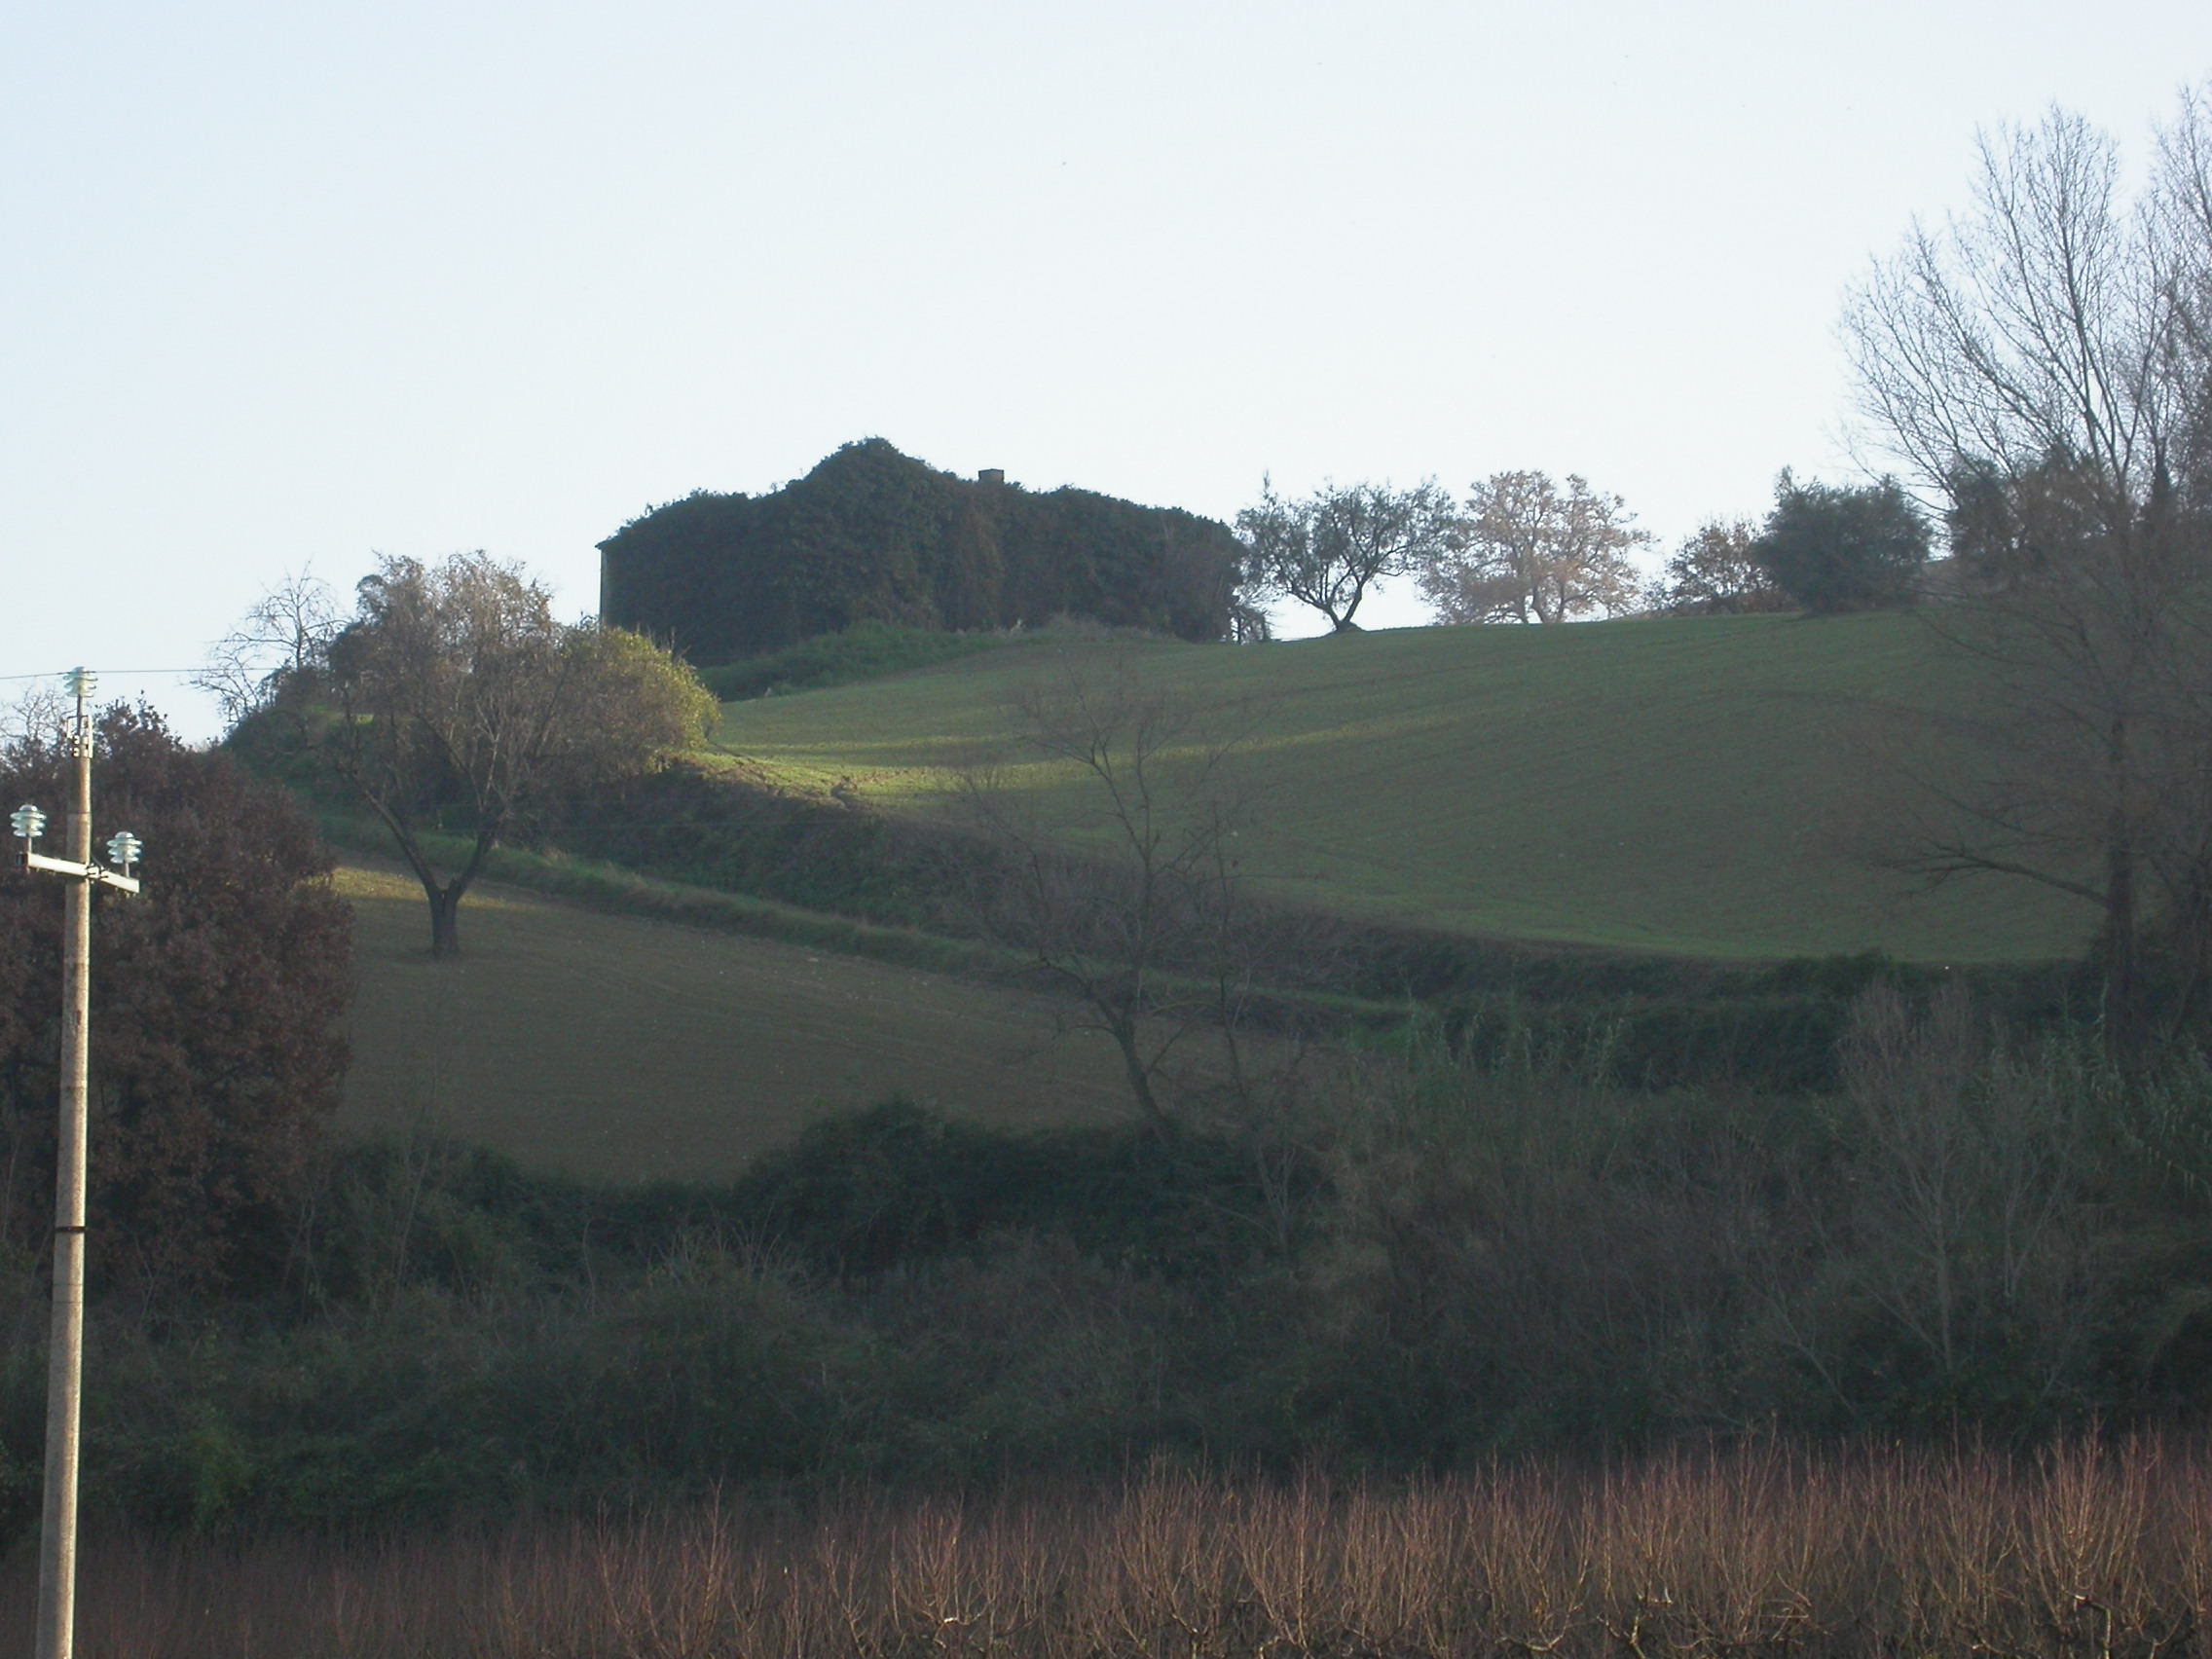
[598,439,1245,663]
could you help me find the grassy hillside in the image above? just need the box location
[339,865,1130,1179]
[716,613,2088,964]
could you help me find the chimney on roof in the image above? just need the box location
[978,468,1006,487]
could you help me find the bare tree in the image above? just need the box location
[1844,92,2212,1046]
[957,649,1321,1145]
[197,569,341,726]
[2162,83,2212,495]
[1836,984,2102,1399]
[239,554,715,956]
[1420,471,1650,624]
[1235,478,1456,633]
[0,684,69,749]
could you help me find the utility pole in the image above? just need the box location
[9,669,141,1659]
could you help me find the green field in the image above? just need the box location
[718,613,2087,963]
[339,865,1130,1180]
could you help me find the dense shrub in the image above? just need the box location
[9,988,2212,1538]
[549,763,986,930]
[1752,472,1931,612]
[0,706,351,1291]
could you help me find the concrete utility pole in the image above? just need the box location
[9,669,141,1659]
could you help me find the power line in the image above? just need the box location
[0,667,204,682]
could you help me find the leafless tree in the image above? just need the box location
[235,554,715,956]
[957,649,1325,1148]
[196,568,341,726]
[1235,478,1456,633]
[1836,984,2104,1398]
[1844,92,2212,1046]
[1420,470,1650,624]
[0,685,69,749]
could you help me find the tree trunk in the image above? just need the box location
[426,881,463,959]
[2103,830,2140,1056]
[2101,717,2142,1060]
[383,821,496,962]
[1107,1014,1177,1142]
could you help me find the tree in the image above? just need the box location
[1843,92,2212,1047]
[1419,470,1650,624]
[1235,478,1456,632]
[233,553,717,957]
[955,650,1326,1150]
[195,568,340,726]
[1751,471,1930,613]
[0,705,351,1290]
[1646,519,1788,614]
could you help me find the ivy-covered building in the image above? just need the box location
[598,439,1246,664]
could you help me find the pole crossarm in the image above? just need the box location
[22,852,138,894]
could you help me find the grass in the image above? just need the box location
[698,619,1007,700]
[339,863,1133,1180]
[316,811,1000,977]
[21,1440,2212,1659]
[718,613,2089,964]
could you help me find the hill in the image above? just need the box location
[716,611,2089,964]
[338,864,1130,1179]
[597,438,1246,664]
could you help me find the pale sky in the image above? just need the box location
[5,1,2211,736]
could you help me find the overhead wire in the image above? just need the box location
[0,667,205,682]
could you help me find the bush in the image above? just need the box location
[1753,471,1931,612]
[13,993,2212,1538]
[549,762,990,930]
[0,705,351,1290]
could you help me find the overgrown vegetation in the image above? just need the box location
[23,1442,2212,1659]
[11,987,2212,1540]
[599,439,1246,662]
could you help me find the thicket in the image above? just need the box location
[8,991,2212,1540]
[21,1443,2212,1659]
[598,440,1246,663]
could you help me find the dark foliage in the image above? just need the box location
[599,440,1247,662]
[6,984,2212,1541]
[1753,472,1932,612]
[698,621,1007,701]
[550,763,983,929]
[1647,519,1790,615]
[0,707,352,1292]
[730,1100,1299,1280]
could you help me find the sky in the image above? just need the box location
[5,1,2211,738]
